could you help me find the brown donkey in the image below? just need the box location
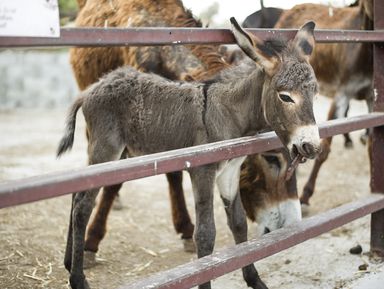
[70,0,303,262]
[275,0,373,205]
[58,18,320,289]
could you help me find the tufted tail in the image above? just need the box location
[57,96,84,157]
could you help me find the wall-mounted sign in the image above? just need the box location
[0,0,60,37]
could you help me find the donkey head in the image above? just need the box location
[240,150,301,235]
[231,18,321,161]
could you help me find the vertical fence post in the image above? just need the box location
[370,0,384,258]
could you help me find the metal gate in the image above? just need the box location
[0,1,384,288]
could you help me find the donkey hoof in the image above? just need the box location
[70,275,90,289]
[182,238,196,253]
[344,139,353,149]
[301,203,310,217]
[83,251,97,269]
[112,195,124,211]
[360,134,368,146]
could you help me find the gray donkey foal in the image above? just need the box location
[57,18,320,289]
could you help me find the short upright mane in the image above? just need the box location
[256,38,287,58]
[175,8,203,27]
[172,7,229,80]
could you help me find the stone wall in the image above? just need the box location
[0,49,79,109]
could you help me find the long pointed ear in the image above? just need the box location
[292,21,316,62]
[230,17,279,75]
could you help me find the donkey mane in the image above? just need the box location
[166,5,230,79]
[256,38,287,58]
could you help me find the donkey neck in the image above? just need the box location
[205,60,270,140]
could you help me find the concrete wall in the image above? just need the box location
[0,49,79,109]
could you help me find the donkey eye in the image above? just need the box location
[278,92,295,103]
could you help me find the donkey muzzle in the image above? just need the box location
[289,125,321,160]
[255,198,302,236]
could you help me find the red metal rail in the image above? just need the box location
[1,28,384,48]
[120,194,384,289]
[1,113,383,209]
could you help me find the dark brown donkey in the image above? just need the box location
[275,0,373,205]
[70,0,302,264]
[58,18,320,289]
[242,0,284,29]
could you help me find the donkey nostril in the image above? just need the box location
[301,142,315,158]
[264,227,271,234]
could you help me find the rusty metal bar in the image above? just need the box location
[0,28,383,48]
[119,194,384,289]
[370,0,384,258]
[0,113,383,209]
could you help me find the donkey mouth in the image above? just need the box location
[285,151,305,181]
[291,145,307,162]
[285,145,308,180]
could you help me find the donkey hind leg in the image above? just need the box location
[64,194,75,272]
[333,93,353,148]
[338,99,353,148]
[301,99,338,205]
[166,171,195,252]
[189,165,217,289]
[83,183,123,268]
[216,157,267,289]
[68,141,124,289]
[69,190,98,289]
[83,149,128,268]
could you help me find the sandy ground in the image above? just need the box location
[0,97,383,289]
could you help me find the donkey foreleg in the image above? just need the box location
[217,157,268,289]
[189,166,216,289]
[223,194,268,289]
[166,171,195,252]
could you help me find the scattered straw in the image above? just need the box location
[46,263,52,275]
[36,257,43,267]
[140,247,158,257]
[0,253,14,261]
[127,260,154,275]
[158,249,170,254]
[23,273,45,282]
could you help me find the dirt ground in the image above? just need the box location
[0,97,383,289]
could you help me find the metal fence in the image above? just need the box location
[1,1,384,288]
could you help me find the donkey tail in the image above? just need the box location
[57,96,84,157]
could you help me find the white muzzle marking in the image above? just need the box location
[254,198,302,236]
[288,124,320,156]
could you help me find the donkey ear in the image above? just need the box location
[230,17,259,62]
[230,17,278,75]
[292,21,316,62]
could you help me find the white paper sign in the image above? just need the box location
[0,0,60,37]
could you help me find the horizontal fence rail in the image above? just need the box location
[1,113,384,209]
[1,28,384,47]
[120,194,384,289]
